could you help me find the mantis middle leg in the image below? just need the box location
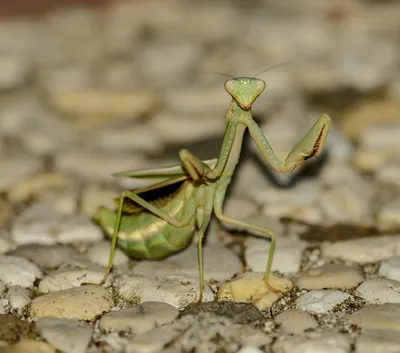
[99,189,191,285]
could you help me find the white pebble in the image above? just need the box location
[0,255,42,288]
[275,309,318,334]
[296,290,350,314]
[245,234,306,274]
[379,256,400,281]
[322,234,400,264]
[355,278,400,304]
[6,285,31,309]
[86,241,129,268]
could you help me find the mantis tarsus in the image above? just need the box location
[94,77,331,302]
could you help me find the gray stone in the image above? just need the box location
[379,256,400,281]
[36,318,92,353]
[99,302,179,334]
[355,330,400,353]
[348,304,400,332]
[355,278,400,304]
[275,309,318,334]
[6,286,30,310]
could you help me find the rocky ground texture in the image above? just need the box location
[1,0,400,352]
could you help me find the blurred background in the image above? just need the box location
[0,0,400,227]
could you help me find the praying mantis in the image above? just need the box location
[93,76,331,302]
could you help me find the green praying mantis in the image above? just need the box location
[93,76,331,302]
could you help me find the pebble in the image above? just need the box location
[355,278,400,304]
[348,304,400,332]
[274,309,318,335]
[319,180,374,226]
[0,234,15,255]
[379,256,400,281]
[125,323,183,353]
[245,234,307,274]
[237,347,264,353]
[0,339,56,353]
[36,317,92,353]
[54,150,147,183]
[133,244,242,282]
[116,274,214,310]
[0,281,5,295]
[355,329,400,353]
[375,160,400,186]
[80,185,120,216]
[151,111,225,144]
[99,302,179,334]
[322,234,400,264]
[6,286,31,310]
[12,244,77,269]
[0,313,35,341]
[377,199,400,231]
[218,272,293,310]
[6,172,68,204]
[273,332,351,353]
[296,290,350,314]
[38,265,106,293]
[0,55,29,90]
[295,264,364,290]
[30,285,113,320]
[12,205,103,245]
[0,157,42,192]
[86,241,129,268]
[50,90,155,121]
[0,256,42,288]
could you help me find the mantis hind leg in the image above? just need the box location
[99,190,190,286]
[213,199,276,292]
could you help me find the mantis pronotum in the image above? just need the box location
[94,77,331,302]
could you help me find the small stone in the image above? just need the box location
[0,55,29,90]
[0,314,35,342]
[295,264,364,290]
[322,234,400,264]
[151,111,225,144]
[245,234,307,274]
[0,256,42,288]
[54,150,147,183]
[355,330,400,353]
[56,215,104,244]
[6,286,30,310]
[296,290,350,314]
[0,339,56,353]
[0,233,15,255]
[377,199,400,231]
[133,244,242,282]
[38,266,107,293]
[237,347,264,353]
[355,278,400,304]
[0,281,5,296]
[36,317,92,353]
[126,323,183,353]
[181,302,264,325]
[116,274,214,310]
[86,241,129,268]
[275,309,318,334]
[50,90,155,121]
[12,205,103,245]
[88,125,164,155]
[217,272,293,310]
[379,256,400,281]
[0,157,41,192]
[273,332,351,353]
[99,302,179,334]
[319,180,374,226]
[348,304,400,332]
[30,285,113,320]
[6,173,68,204]
[12,244,77,270]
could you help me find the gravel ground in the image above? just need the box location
[1,0,400,352]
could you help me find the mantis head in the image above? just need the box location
[224,77,266,111]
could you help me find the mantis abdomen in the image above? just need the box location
[93,180,199,260]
